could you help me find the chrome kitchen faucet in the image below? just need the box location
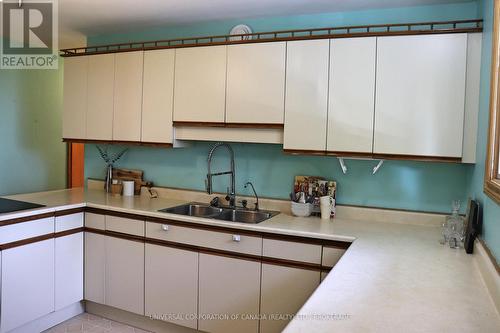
[206,142,236,208]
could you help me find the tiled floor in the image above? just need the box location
[44,313,151,333]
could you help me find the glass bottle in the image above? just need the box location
[441,200,465,248]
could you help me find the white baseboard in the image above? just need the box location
[474,239,500,316]
[10,302,84,333]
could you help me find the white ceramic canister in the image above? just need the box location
[122,180,135,196]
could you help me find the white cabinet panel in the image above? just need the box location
[263,238,322,264]
[55,212,84,232]
[85,212,105,230]
[1,240,55,333]
[173,46,227,122]
[199,254,260,333]
[145,244,198,329]
[226,42,286,124]
[328,37,376,153]
[113,51,144,141]
[63,56,88,139]
[106,215,144,236]
[87,54,114,140]
[284,40,329,151]
[260,264,320,333]
[84,232,106,304]
[55,232,84,310]
[105,236,144,315]
[374,34,467,157]
[142,49,175,143]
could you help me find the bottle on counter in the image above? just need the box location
[440,200,465,248]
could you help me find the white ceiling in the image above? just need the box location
[59,0,473,36]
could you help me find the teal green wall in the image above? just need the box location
[469,0,500,261]
[0,59,66,195]
[85,2,479,214]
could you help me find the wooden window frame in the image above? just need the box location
[485,0,500,203]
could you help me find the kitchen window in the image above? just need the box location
[485,0,500,204]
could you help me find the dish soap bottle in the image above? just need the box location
[441,200,465,248]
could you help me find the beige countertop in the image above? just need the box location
[2,188,499,332]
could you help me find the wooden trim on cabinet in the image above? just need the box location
[173,121,284,129]
[284,149,326,156]
[55,207,86,217]
[0,212,54,227]
[173,121,226,128]
[63,138,173,148]
[54,227,85,238]
[372,153,462,163]
[0,233,55,250]
[325,151,374,158]
[484,0,500,204]
[225,123,284,129]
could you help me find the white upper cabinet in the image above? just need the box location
[87,54,115,140]
[284,40,329,151]
[173,46,227,123]
[63,56,88,139]
[328,37,376,153]
[142,49,175,143]
[374,34,468,157]
[226,42,286,124]
[113,51,144,142]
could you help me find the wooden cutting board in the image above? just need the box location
[112,168,147,195]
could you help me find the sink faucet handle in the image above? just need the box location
[238,199,248,208]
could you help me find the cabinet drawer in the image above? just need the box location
[55,213,84,232]
[85,212,105,230]
[322,246,346,268]
[146,222,262,256]
[106,215,144,236]
[0,217,54,245]
[263,239,321,264]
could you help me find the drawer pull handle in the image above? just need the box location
[232,235,241,242]
[161,224,169,231]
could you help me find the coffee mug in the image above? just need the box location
[320,195,334,219]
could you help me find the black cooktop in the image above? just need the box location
[0,198,45,214]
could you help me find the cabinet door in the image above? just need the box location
[113,51,144,141]
[63,56,88,139]
[284,40,329,151]
[226,42,286,124]
[199,254,260,333]
[87,54,114,140]
[328,37,376,153]
[260,264,320,333]
[145,244,198,329]
[173,46,227,123]
[0,240,55,333]
[105,236,145,315]
[84,232,106,304]
[374,34,467,157]
[142,49,175,143]
[55,232,84,310]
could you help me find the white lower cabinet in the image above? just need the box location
[105,236,145,315]
[0,240,55,333]
[55,232,84,310]
[198,253,261,333]
[260,264,320,333]
[84,232,106,304]
[145,244,198,329]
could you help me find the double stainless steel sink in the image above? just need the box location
[159,203,279,224]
